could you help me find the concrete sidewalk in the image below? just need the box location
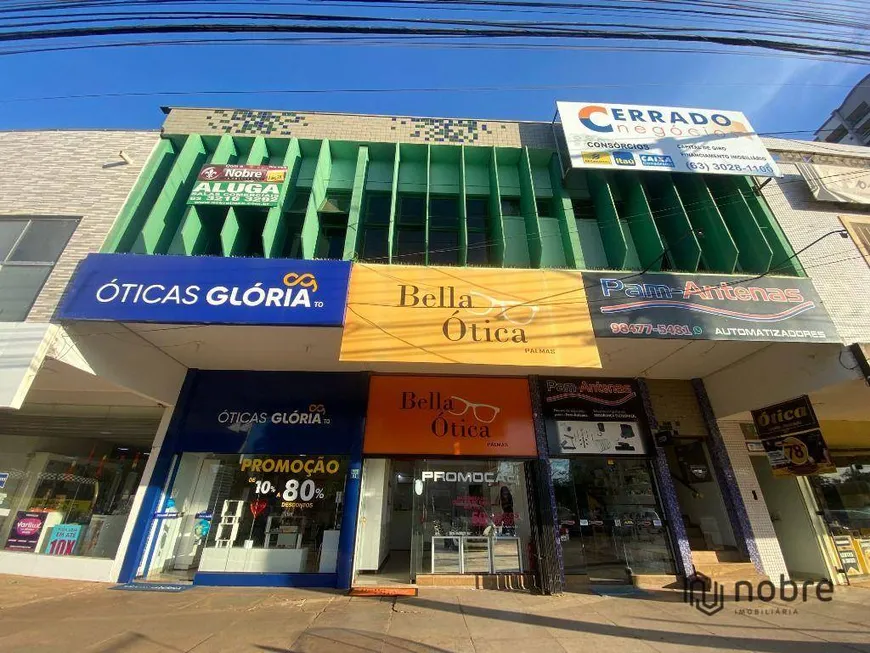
[1,575,869,652]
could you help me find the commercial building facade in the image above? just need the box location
[2,106,867,591]
[815,73,870,146]
[0,129,182,582]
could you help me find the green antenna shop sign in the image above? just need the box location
[188,164,288,207]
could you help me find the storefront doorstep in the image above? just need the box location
[416,572,534,590]
[192,572,339,588]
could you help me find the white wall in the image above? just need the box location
[0,323,53,409]
[751,456,831,580]
[354,458,391,571]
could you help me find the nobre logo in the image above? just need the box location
[683,575,834,617]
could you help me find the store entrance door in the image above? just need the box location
[352,458,415,588]
[552,458,674,583]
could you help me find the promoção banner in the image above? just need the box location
[340,264,601,368]
[188,164,288,206]
[557,101,780,178]
[584,271,838,343]
[57,254,351,327]
[538,377,650,456]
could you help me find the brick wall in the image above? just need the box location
[162,107,557,149]
[716,421,790,579]
[0,131,159,322]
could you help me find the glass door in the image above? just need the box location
[552,458,675,582]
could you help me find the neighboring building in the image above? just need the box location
[4,106,869,592]
[707,137,870,584]
[0,130,184,582]
[815,73,870,145]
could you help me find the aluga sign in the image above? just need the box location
[188,164,288,206]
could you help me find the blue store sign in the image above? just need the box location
[57,254,351,327]
[171,371,368,455]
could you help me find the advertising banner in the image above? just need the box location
[363,375,537,457]
[340,264,601,368]
[556,101,779,177]
[4,511,47,552]
[58,254,351,327]
[538,377,650,456]
[584,271,838,343]
[172,371,368,455]
[760,430,836,477]
[751,395,833,477]
[188,165,288,206]
[46,524,82,556]
[751,395,819,439]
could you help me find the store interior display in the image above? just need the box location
[0,439,148,560]
[143,453,348,581]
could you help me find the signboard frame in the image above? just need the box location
[556,101,780,178]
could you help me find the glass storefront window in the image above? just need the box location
[411,459,530,577]
[809,458,870,578]
[551,458,675,580]
[0,440,148,559]
[144,453,347,580]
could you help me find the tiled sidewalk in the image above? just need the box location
[1,575,869,652]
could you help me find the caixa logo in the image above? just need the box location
[94,272,323,309]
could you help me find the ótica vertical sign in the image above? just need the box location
[751,396,835,477]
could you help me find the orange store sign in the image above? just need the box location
[364,376,538,457]
[339,264,601,368]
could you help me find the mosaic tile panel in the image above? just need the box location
[638,379,694,578]
[692,379,763,573]
[204,109,307,136]
[528,376,565,593]
[391,116,487,143]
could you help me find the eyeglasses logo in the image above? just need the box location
[401,391,502,443]
[447,395,500,423]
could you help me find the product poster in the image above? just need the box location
[5,511,47,552]
[550,421,648,456]
[539,377,651,456]
[46,524,82,556]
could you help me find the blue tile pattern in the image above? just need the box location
[691,378,763,573]
[638,378,694,578]
[528,376,565,593]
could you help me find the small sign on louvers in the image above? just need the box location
[188,165,288,207]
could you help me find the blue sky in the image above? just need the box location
[0,38,866,136]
